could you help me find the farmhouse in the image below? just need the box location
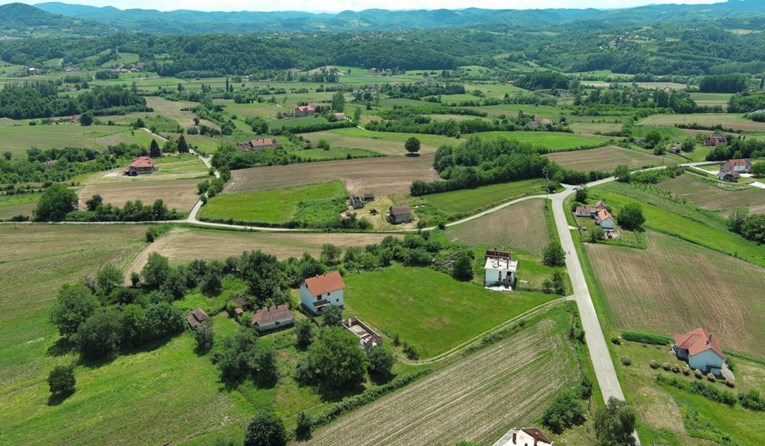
[704,134,728,147]
[594,209,616,230]
[484,250,518,289]
[300,271,345,315]
[186,308,209,330]
[252,304,294,332]
[673,327,726,375]
[528,119,554,128]
[343,317,383,349]
[717,171,740,182]
[294,105,315,117]
[389,205,412,224]
[720,158,753,175]
[575,206,595,218]
[125,156,157,176]
[236,138,278,152]
[494,427,553,446]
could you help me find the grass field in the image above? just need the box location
[689,92,733,109]
[545,146,668,172]
[295,147,380,161]
[201,181,346,225]
[586,231,765,358]
[323,127,458,152]
[310,307,584,446]
[224,155,441,196]
[0,193,40,219]
[657,173,765,215]
[343,265,556,358]
[445,198,551,256]
[300,129,443,156]
[473,131,609,151]
[639,113,765,132]
[0,123,124,155]
[77,178,201,214]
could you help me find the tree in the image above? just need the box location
[149,139,161,158]
[575,186,588,203]
[405,137,421,155]
[614,165,631,183]
[552,269,566,295]
[35,184,78,221]
[295,319,314,348]
[119,304,146,348]
[79,111,94,126]
[296,411,312,440]
[194,321,214,353]
[50,283,101,337]
[543,241,566,267]
[681,139,695,153]
[308,327,368,389]
[331,91,345,112]
[77,308,122,360]
[3,151,11,160]
[595,398,637,446]
[320,243,342,266]
[141,252,171,288]
[451,251,474,281]
[589,226,605,243]
[85,194,103,211]
[243,412,287,446]
[96,265,123,298]
[353,106,362,122]
[643,130,662,150]
[321,305,343,327]
[48,365,76,397]
[367,345,395,379]
[542,390,586,434]
[617,203,645,231]
[177,134,189,153]
[752,161,765,177]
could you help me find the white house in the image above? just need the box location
[300,271,345,315]
[595,209,616,230]
[673,327,726,375]
[484,250,518,289]
[494,427,553,446]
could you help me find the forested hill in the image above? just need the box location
[0,3,111,37]
[32,0,765,34]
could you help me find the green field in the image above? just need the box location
[0,123,124,155]
[343,265,556,358]
[657,173,765,215]
[473,131,609,151]
[200,181,347,225]
[0,193,40,219]
[639,113,765,132]
[330,127,458,150]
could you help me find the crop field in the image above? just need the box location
[77,178,201,214]
[658,174,765,214]
[445,198,551,256]
[481,103,561,120]
[586,231,765,358]
[689,92,733,108]
[545,146,668,172]
[200,181,346,225]
[321,127,458,152]
[309,310,579,446]
[0,193,39,219]
[639,113,765,132]
[343,265,556,358]
[224,155,441,196]
[473,131,609,151]
[568,122,623,135]
[144,97,207,128]
[299,130,442,156]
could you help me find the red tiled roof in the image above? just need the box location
[295,105,314,111]
[304,271,345,296]
[674,327,724,358]
[129,156,155,168]
[596,209,613,221]
[721,159,751,171]
[522,428,551,444]
[249,138,276,147]
[251,304,293,326]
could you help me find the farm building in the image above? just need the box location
[494,427,553,446]
[334,112,347,120]
[484,250,518,289]
[704,134,728,147]
[294,105,315,117]
[252,305,294,332]
[300,271,346,315]
[350,195,364,209]
[668,145,681,155]
[389,205,412,224]
[720,158,752,175]
[595,209,616,230]
[236,138,278,152]
[673,327,726,375]
[186,308,209,330]
[575,206,595,218]
[125,156,157,176]
[528,119,554,128]
[343,317,383,349]
[717,171,740,182]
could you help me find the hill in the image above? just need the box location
[0,2,111,37]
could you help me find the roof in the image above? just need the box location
[596,209,614,222]
[722,159,751,170]
[295,105,314,111]
[594,199,608,210]
[129,156,155,168]
[390,205,411,216]
[186,308,209,328]
[575,206,594,214]
[249,138,276,147]
[718,171,740,179]
[234,297,249,308]
[522,428,552,444]
[251,304,293,326]
[304,271,345,296]
[674,327,724,359]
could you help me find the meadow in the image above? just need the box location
[639,113,765,132]
[657,173,765,215]
[0,122,124,156]
[545,146,667,172]
[343,265,556,358]
[0,192,39,219]
[473,131,609,151]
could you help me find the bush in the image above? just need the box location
[672,365,680,373]
[662,362,671,371]
[611,337,621,345]
[682,367,690,376]
[707,373,716,383]
[649,359,659,369]
[695,369,703,379]
[541,390,586,434]
[621,357,632,366]
[48,365,76,397]
[621,331,671,345]
[243,412,287,446]
[725,379,736,388]
[739,390,765,411]
[295,411,312,440]
[656,374,736,406]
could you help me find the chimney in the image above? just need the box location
[512,432,516,444]
[707,333,712,345]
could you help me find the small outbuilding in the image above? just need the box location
[389,205,412,224]
[717,171,740,182]
[186,308,209,330]
[343,317,383,349]
[252,305,294,332]
[484,250,518,289]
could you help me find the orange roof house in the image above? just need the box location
[125,156,157,176]
[300,271,345,315]
[673,327,726,375]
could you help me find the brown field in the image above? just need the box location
[445,198,551,256]
[77,178,200,214]
[224,155,441,196]
[145,97,218,129]
[545,146,666,172]
[658,174,765,214]
[569,122,622,135]
[308,317,577,446]
[586,231,765,357]
[639,113,765,132]
[298,130,440,156]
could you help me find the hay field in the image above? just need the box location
[586,231,765,358]
[445,198,551,256]
[658,174,765,214]
[545,146,667,172]
[309,313,578,446]
[639,113,765,132]
[77,178,200,214]
[224,155,441,196]
[299,130,441,156]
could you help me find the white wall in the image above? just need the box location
[689,349,724,372]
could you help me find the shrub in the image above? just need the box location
[649,360,658,369]
[739,390,765,411]
[707,373,716,383]
[243,412,286,446]
[621,357,632,366]
[611,337,621,345]
[725,379,736,389]
[694,369,703,379]
[682,367,690,376]
[657,374,736,406]
[295,411,312,440]
[541,390,586,434]
[48,365,76,397]
[672,365,680,373]
[662,362,671,371]
[621,331,671,345]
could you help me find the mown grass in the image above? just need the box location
[343,264,556,358]
[0,123,124,154]
[295,147,381,161]
[473,131,609,151]
[200,181,347,225]
[0,192,40,219]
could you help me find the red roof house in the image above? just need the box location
[294,105,315,117]
[673,327,726,374]
[300,271,345,314]
[251,304,294,332]
[236,138,278,152]
[126,156,157,176]
[720,158,753,174]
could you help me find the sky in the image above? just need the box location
[10,0,723,13]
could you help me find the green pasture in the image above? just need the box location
[0,193,40,219]
[473,131,609,151]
